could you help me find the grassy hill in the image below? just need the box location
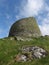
[0,36,49,65]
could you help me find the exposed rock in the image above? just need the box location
[14,36,33,41]
[14,46,47,62]
[14,54,27,62]
[33,51,42,59]
[22,46,47,59]
[10,37,14,40]
[21,55,27,61]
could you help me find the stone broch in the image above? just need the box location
[9,17,42,38]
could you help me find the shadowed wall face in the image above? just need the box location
[9,17,42,38]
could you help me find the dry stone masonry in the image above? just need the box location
[9,17,42,38]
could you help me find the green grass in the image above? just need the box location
[0,36,49,65]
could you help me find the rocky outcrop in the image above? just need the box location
[14,54,27,62]
[14,46,47,62]
[14,36,33,41]
[22,46,47,59]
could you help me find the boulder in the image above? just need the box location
[14,54,27,62]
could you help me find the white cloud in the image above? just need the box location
[39,12,49,35]
[24,0,44,16]
[15,15,21,20]
[15,0,45,19]
[43,16,49,24]
[45,4,49,12]
[15,0,49,35]
[39,24,49,35]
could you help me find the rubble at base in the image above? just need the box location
[14,46,47,62]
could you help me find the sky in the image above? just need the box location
[0,0,49,38]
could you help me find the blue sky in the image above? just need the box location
[0,0,49,38]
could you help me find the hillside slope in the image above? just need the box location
[0,36,49,65]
